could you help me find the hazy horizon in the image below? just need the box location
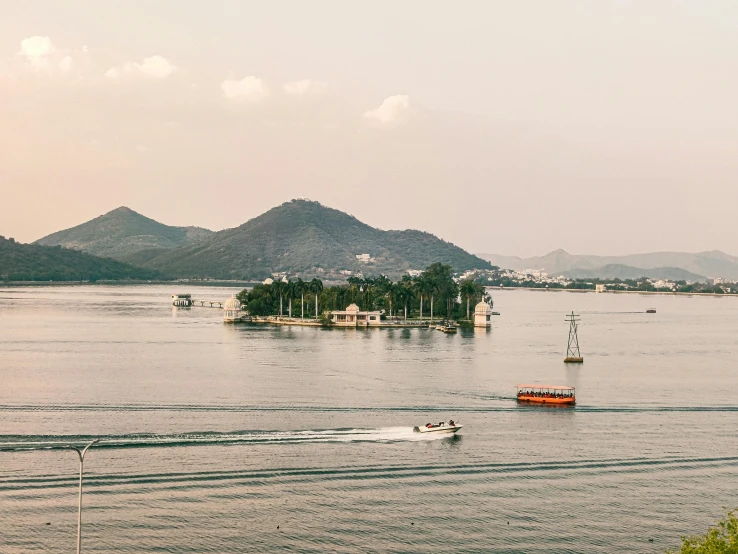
[2,1,737,257]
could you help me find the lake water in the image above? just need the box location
[1,285,737,553]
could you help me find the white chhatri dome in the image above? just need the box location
[263,277,274,285]
[345,303,360,312]
[224,294,241,310]
[474,300,492,315]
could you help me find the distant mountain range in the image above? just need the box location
[0,235,161,281]
[560,264,706,282]
[36,200,491,280]
[476,249,738,281]
[35,206,213,261]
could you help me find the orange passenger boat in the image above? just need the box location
[516,384,576,405]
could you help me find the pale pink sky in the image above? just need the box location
[1,1,737,256]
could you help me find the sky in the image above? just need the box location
[1,0,737,257]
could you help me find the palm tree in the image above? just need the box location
[384,283,396,318]
[460,280,477,321]
[360,280,374,311]
[418,275,435,322]
[429,279,436,322]
[286,280,295,318]
[309,278,323,317]
[272,280,286,317]
[295,278,306,319]
[395,284,414,320]
[412,278,424,320]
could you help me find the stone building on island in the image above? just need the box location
[330,303,382,327]
[474,299,493,327]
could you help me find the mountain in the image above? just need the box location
[560,264,706,282]
[0,235,162,281]
[135,199,491,279]
[35,207,213,262]
[477,249,738,281]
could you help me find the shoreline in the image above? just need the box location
[488,286,737,298]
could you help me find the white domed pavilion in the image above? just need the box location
[474,299,493,327]
[329,303,381,327]
[223,294,241,323]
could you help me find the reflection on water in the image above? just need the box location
[1,285,737,553]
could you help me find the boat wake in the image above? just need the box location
[0,427,456,452]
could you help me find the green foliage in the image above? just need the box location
[667,509,738,553]
[0,236,162,282]
[35,206,213,261]
[237,262,465,319]
[135,199,491,279]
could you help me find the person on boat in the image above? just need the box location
[449,419,455,426]
[426,423,433,428]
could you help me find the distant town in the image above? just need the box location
[459,268,736,295]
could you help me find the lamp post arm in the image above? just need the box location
[80,439,99,461]
[69,439,99,554]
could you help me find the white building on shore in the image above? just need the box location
[473,300,493,327]
[330,303,382,327]
[223,294,242,323]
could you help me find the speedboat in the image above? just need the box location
[442,323,456,333]
[413,421,463,434]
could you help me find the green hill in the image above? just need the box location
[138,199,491,279]
[35,206,213,261]
[0,236,163,282]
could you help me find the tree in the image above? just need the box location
[396,277,415,320]
[360,280,374,311]
[309,278,323,317]
[422,262,457,321]
[460,280,477,320]
[294,278,306,318]
[385,283,396,318]
[286,280,296,318]
[414,275,434,320]
[272,280,286,317]
[667,509,738,553]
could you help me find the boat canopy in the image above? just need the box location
[516,384,575,391]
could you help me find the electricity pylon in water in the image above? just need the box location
[564,312,583,363]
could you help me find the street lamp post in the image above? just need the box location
[69,439,99,554]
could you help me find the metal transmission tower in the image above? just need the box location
[564,312,583,363]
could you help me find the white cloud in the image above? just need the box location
[221,76,268,101]
[18,36,55,70]
[283,79,326,95]
[363,94,412,126]
[16,36,80,75]
[105,55,176,79]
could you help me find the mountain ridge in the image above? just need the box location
[138,200,491,279]
[560,264,706,282]
[35,207,213,261]
[35,200,491,280]
[477,249,738,281]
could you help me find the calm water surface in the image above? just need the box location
[1,285,737,552]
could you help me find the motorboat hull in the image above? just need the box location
[413,424,463,434]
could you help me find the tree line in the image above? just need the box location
[237,262,489,320]
[483,274,735,294]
